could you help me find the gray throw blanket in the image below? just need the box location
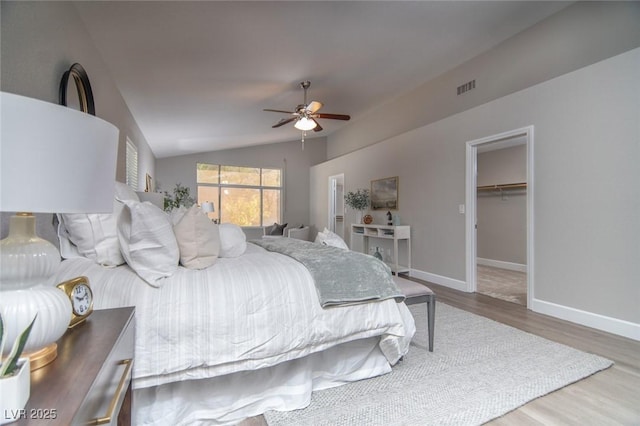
[252,238,405,308]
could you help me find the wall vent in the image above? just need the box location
[457,80,476,96]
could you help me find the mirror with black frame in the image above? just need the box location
[58,63,95,115]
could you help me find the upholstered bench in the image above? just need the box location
[393,276,436,352]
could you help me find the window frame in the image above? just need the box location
[196,163,283,227]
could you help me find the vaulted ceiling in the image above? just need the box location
[74,1,570,158]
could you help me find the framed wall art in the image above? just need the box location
[370,176,398,210]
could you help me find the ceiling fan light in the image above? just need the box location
[294,116,317,131]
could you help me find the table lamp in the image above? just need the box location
[201,202,214,214]
[201,201,215,222]
[0,92,119,369]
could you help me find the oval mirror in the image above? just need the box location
[58,63,95,115]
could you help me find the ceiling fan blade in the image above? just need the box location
[264,108,295,114]
[314,113,350,121]
[306,101,323,114]
[272,117,296,128]
[313,120,323,132]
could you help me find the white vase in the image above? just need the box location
[0,358,30,425]
[355,211,363,224]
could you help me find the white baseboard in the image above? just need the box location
[409,267,640,341]
[409,268,468,292]
[531,298,640,341]
[477,258,527,273]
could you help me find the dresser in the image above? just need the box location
[351,224,411,275]
[16,307,135,425]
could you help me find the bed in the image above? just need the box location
[52,183,415,425]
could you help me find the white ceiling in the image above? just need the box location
[74,1,570,158]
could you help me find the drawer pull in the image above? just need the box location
[89,359,133,425]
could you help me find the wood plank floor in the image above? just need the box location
[242,278,640,425]
[477,265,527,306]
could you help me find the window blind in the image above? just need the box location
[125,138,138,190]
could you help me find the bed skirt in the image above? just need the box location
[133,336,390,425]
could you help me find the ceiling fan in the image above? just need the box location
[264,81,350,133]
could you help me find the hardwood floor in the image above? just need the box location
[476,264,527,306]
[419,278,640,425]
[242,278,640,425]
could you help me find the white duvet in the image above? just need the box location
[54,243,414,390]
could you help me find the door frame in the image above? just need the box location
[328,173,345,236]
[465,126,534,308]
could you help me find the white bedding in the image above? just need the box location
[53,243,415,390]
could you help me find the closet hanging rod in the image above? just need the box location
[477,182,527,191]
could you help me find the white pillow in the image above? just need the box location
[173,205,220,269]
[117,200,179,287]
[218,223,247,258]
[57,182,140,266]
[58,211,124,266]
[114,181,141,202]
[169,206,188,225]
[314,228,328,244]
[320,229,349,250]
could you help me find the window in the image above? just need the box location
[125,138,138,190]
[196,163,282,226]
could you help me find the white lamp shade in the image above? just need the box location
[1,92,119,213]
[0,91,119,368]
[201,202,215,213]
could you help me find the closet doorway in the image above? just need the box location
[465,127,534,308]
[328,174,345,240]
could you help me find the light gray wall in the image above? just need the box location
[311,48,640,327]
[477,145,527,265]
[0,1,155,189]
[327,2,640,159]
[1,1,156,241]
[156,137,327,230]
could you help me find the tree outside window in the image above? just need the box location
[196,163,282,226]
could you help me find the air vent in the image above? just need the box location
[457,80,476,96]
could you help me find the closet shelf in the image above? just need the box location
[477,182,527,191]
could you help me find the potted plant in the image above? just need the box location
[163,183,196,211]
[1,314,36,425]
[344,189,370,224]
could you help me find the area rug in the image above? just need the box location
[264,303,612,426]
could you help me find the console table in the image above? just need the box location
[351,224,411,275]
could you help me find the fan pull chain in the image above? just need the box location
[301,131,306,150]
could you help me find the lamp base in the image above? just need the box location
[0,287,70,362]
[24,343,58,371]
[0,213,61,290]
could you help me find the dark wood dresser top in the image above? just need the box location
[16,307,134,425]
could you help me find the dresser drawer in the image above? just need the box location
[72,311,135,426]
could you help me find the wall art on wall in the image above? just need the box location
[371,176,398,210]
